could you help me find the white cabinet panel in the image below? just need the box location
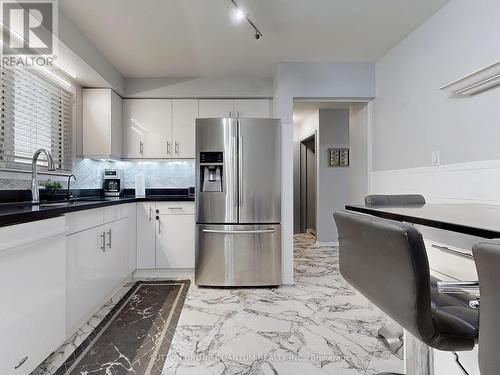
[136,202,195,269]
[234,99,271,118]
[0,218,66,375]
[156,214,195,268]
[199,99,271,118]
[127,203,137,273]
[198,99,234,118]
[83,89,122,159]
[155,201,195,215]
[172,99,197,159]
[137,202,156,269]
[110,91,123,158]
[123,99,172,159]
[66,226,107,335]
[105,218,130,286]
[103,203,128,223]
[66,208,104,235]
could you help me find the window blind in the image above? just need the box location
[0,67,73,172]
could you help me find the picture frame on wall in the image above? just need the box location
[329,148,349,167]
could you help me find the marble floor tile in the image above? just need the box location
[163,233,403,375]
[33,233,403,375]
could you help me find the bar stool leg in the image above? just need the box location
[404,331,433,375]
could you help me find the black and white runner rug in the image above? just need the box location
[55,280,190,375]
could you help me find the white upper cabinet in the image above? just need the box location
[199,99,271,118]
[123,99,172,159]
[83,89,123,159]
[234,99,272,118]
[198,99,234,118]
[123,99,198,159]
[172,99,198,159]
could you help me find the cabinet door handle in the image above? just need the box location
[175,141,179,154]
[139,141,144,155]
[156,208,160,214]
[149,206,152,221]
[14,356,28,369]
[100,231,106,252]
[229,111,232,117]
[167,141,171,155]
[107,229,112,248]
[237,111,240,117]
[167,207,183,210]
[156,216,161,234]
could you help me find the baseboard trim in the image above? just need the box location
[134,268,194,280]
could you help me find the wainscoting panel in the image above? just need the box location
[371,159,500,204]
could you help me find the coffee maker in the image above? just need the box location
[103,169,123,197]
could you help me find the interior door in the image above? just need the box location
[238,118,281,223]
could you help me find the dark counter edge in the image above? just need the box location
[345,205,500,239]
[0,195,195,228]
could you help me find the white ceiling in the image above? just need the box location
[60,0,448,78]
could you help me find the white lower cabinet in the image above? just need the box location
[137,201,195,269]
[156,213,195,268]
[66,206,132,336]
[137,202,156,269]
[0,217,66,375]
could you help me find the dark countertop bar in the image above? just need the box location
[345,203,500,239]
[0,188,195,228]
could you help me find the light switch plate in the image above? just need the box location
[432,151,440,166]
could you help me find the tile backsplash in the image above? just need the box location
[0,158,195,190]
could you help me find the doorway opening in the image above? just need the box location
[293,100,371,244]
[299,133,316,235]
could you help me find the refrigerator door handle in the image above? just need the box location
[234,133,238,207]
[238,134,243,207]
[202,228,275,234]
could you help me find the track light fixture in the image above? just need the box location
[229,0,263,40]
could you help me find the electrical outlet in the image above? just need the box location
[432,151,440,166]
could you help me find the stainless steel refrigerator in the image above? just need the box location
[195,117,281,286]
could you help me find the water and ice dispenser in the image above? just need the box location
[200,152,223,192]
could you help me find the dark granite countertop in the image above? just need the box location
[0,188,195,227]
[345,203,500,238]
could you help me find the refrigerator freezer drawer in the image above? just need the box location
[195,224,281,286]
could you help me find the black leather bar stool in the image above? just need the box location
[472,240,500,375]
[333,210,479,375]
[364,194,427,359]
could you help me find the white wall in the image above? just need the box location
[349,103,370,204]
[274,62,375,284]
[58,9,125,94]
[125,77,272,98]
[372,0,500,203]
[317,109,350,244]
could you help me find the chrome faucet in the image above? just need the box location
[31,149,56,203]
